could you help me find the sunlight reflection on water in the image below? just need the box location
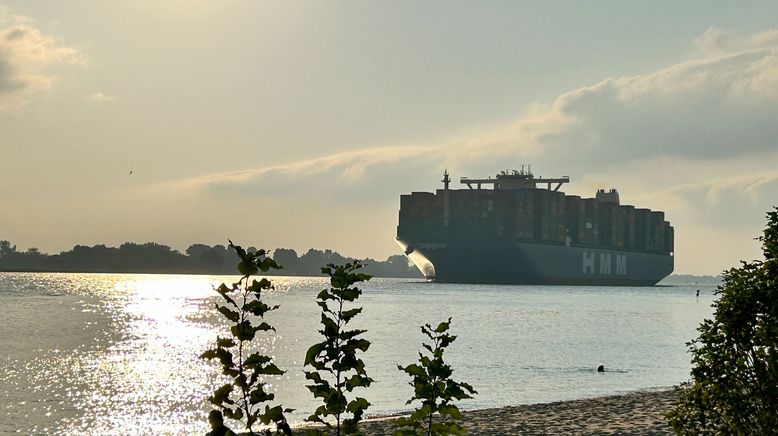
[0,272,716,435]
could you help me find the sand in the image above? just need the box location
[350,389,677,435]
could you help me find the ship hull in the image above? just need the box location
[397,239,674,286]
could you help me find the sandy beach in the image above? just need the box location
[351,389,677,435]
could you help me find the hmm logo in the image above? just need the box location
[583,252,627,275]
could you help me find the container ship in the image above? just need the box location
[396,168,674,285]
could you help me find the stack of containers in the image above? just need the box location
[564,195,582,245]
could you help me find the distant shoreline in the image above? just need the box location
[0,267,419,278]
[0,241,421,278]
[0,268,721,286]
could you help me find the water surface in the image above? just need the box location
[0,272,716,435]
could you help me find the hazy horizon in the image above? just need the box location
[3,1,778,275]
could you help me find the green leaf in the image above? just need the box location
[257,363,284,376]
[215,283,237,307]
[459,381,477,395]
[243,352,271,367]
[435,318,451,333]
[341,307,363,322]
[216,337,236,348]
[321,314,339,336]
[401,363,427,378]
[244,300,272,317]
[231,321,255,341]
[340,287,362,301]
[214,348,235,369]
[209,383,233,406]
[237,260,259,276]
[316,289,333,300]
[249,388,274,405]
[306,382,334,399]
[339,328,368,341]
[248,277,273,293]
[305,343,324,366]
[224,406,242,421]
[438,404,464,420]
[348,397,370,413]
[259,405,283,425]
[304,371,324,384]
[259,256,282,272]
[343,338,371,353]
[254,321,275,332]
[216,304,240,322]
[325,391,347,414]
[345,374,373,391]
[229,240,250,264]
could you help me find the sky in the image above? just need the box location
[2,1,778,275]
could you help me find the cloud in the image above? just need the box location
[164,145,437,202]
[156,27,778,273]
[89,92,116,103]
[539,53,778,167]
[168,33,778,198]
[0,17,83,112]
[693,26,778,56]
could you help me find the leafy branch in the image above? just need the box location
[395,318,476,436]
[304,261,373,435]
[201,241,292,435]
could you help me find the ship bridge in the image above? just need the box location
[460,167,569,191]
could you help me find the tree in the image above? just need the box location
[395,318,476,436]
[668,208,778,434]
[273,248,300,274]
[0,240,17,258]
[304,261,373,435]
[201,241,292,435]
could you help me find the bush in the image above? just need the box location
[668,208,778,434]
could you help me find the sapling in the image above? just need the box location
[304,261,373,435]
[395,318,476,436]
[201,241,292,435]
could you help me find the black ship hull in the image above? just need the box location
[397,239,674,286]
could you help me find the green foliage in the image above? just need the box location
[304,261,373,435]
[201,241,292,434]
[668,208,778,434]
[395,318,476,436]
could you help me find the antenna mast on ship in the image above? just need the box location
[442,169,451,226]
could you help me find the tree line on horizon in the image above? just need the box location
[0,240,420,278]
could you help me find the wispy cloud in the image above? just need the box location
[693,26,778,56]
[89,92,115,103]
[0,14,84,112]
